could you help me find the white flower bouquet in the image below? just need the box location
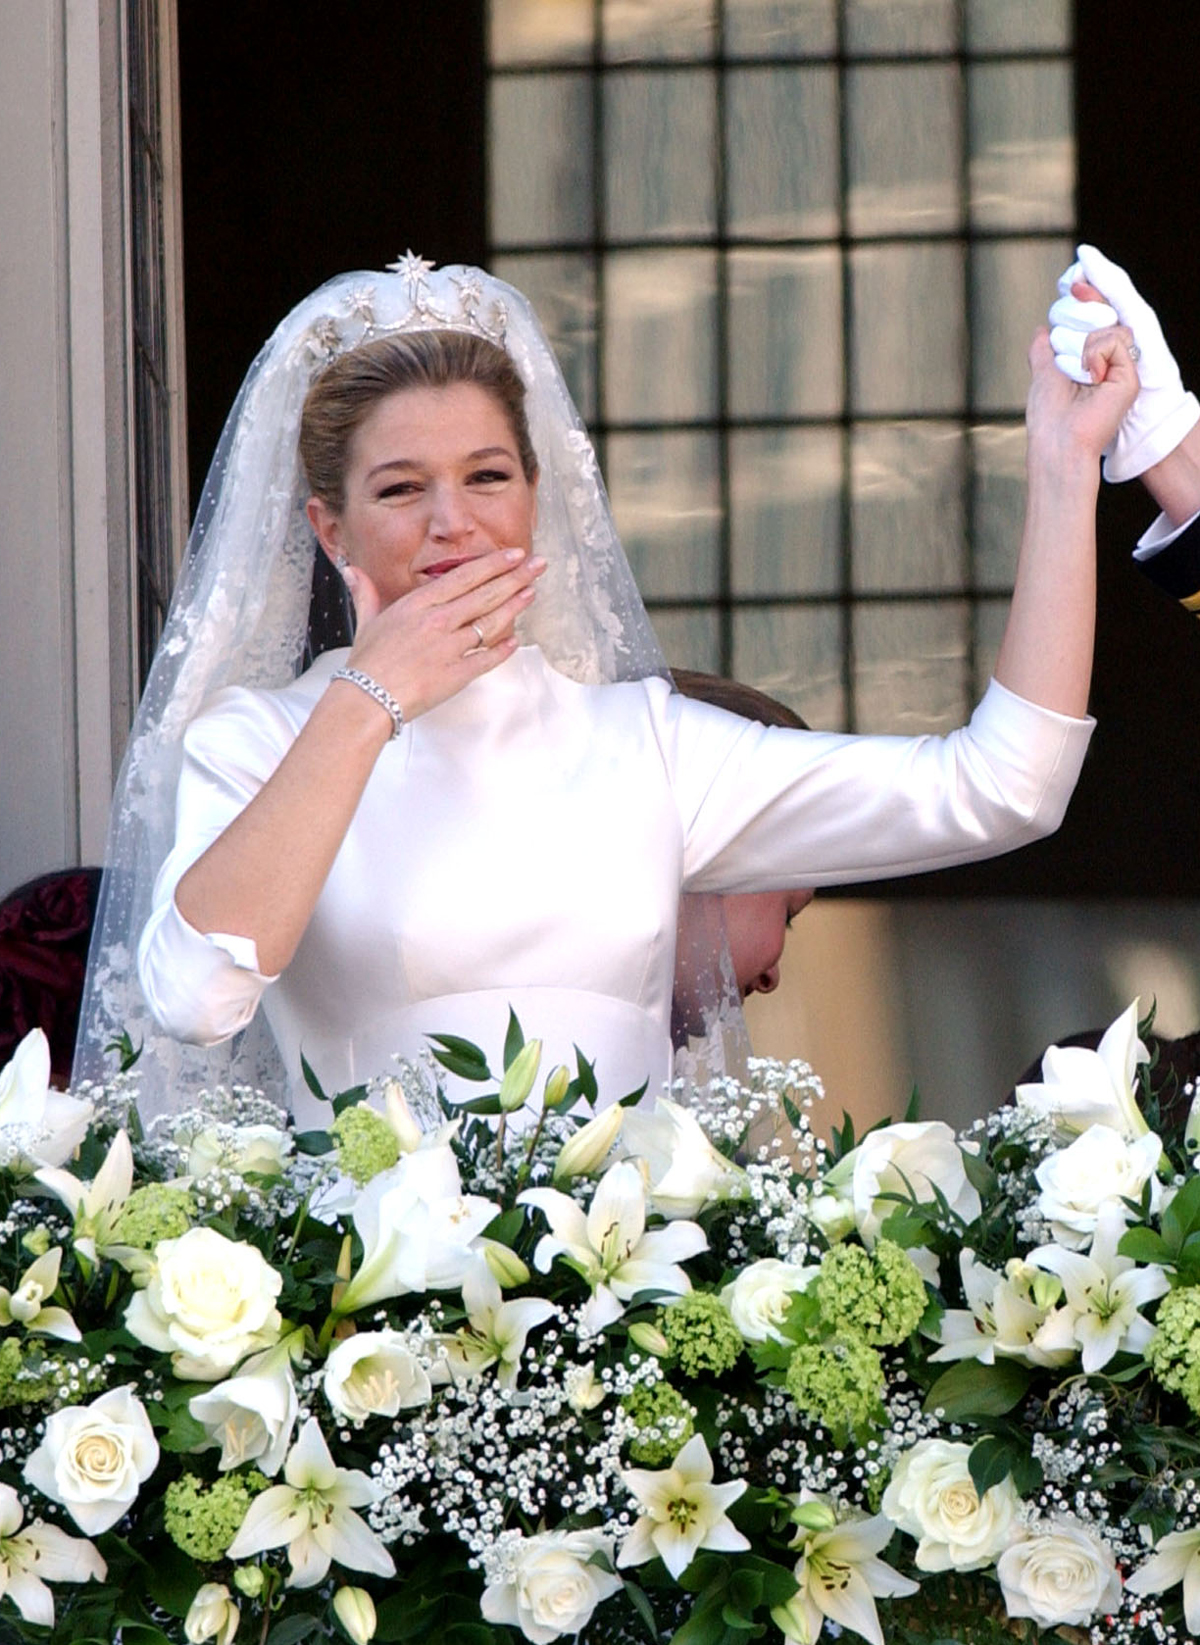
[0,1001,1198,1645]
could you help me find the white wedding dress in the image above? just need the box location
[138,644,1093,1127]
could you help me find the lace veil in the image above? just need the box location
[74,257,749,1110]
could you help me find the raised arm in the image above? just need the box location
[991,323,1140,716]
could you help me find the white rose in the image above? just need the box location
[482,1530,622,1644]
[23,1385,159,1535]
[187,1123,292,1179]
[125,1226,283,1379]
[881,1438,1021,1572]
[324,1330,433,1422]
[1035,1125,1163,1248]
[997,1518,1121,1627]
[833,1122,981,1247]
[185,1582,241,1645]
[721,1259,816,1344]
[0,1027,94,1171]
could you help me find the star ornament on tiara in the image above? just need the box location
[387,250,437,295]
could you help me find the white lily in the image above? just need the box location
[0,1480,106,1626]
[189,1334,302,1475]
[0,1247,80,1341]
[323,1329,432,1423]
[519,1160,707,1336]
[0,1028,93,1172]
[617,1433,749,1579]
[773,1497,918,1645]
[621,1098,747,1219]
[338,1144,500,1314]
[433,1259,556,1390]
[225,1416,396,1588]
[1126,1525,1200,1632]
[931,1251,1071,1369]
[1027,1202,1170,1372]
[34,1129,135,1265]
[1015,1000,1150,1142]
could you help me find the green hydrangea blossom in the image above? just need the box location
[331,1104,400,1185]
[111,1183,196,1250]
[1146,1284,1200,1416]
[0,1337,60,1409]
[784,1334,885,1440]
[620,1381,696,1464]
[814,1238,927,1347]
[659,1291,743,1378]
[164,1470,269,1564]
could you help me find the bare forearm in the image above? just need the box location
[993,450,1100,719]
[174,681,391,974]
[1140,421,1200,526]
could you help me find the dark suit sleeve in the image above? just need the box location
[1136,516,1200,611]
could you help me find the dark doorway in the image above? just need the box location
[177,0,487,506]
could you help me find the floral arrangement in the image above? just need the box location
[1,1001,1200,1645]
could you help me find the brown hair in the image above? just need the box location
[299,329,538,512]
[672,669,809,731]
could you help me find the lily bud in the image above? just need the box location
[232,1564,266,1598]
[1187,1086,1200,1159]
[499,1039,543,1112]
[333,1585,378,1645]
[627,1320,671,1357]
[806,1189,855,1244]
[553,1106,624,1183]
[184,1583,241,1645]
[790,1499,838,1534]
[382,1078,423,1152]
[567,1362,607,1412]
[542,1065,572,1111]
[481,1238,531,1289]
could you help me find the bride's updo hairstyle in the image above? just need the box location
[299,329,539,513]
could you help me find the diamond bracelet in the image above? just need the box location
[331,667,405,739]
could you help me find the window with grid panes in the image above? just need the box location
[487,0,1073,734]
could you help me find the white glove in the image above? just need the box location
[1048,243,1199,482]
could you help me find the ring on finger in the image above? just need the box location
[1129,342,1141,363]
[465,620,488,654]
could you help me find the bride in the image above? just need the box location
[75,258,1138,1124]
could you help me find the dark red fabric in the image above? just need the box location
[0,869,102,1086]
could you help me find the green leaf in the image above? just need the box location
[1161,1173,1200,1247]
[622,1577,660,1639]
[428,1034,493,1082]
[454,1094,505,1115]
[572,1048,599,1105]
[300,1051,328,1103]
[1118,1226,1172,1265]
[924,1357,1033,1421]
[669,1598,726,1645]
[618,1080,650,1108]
[293,1128,334,1155]
[503,1007,526,1069]
[268,1618,330,1645]
[970,1433,1043,1498]
[332,1082,370,1117]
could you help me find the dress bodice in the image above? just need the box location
[139,645,1094,1125]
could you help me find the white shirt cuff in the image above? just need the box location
[1134,506,1200,558]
